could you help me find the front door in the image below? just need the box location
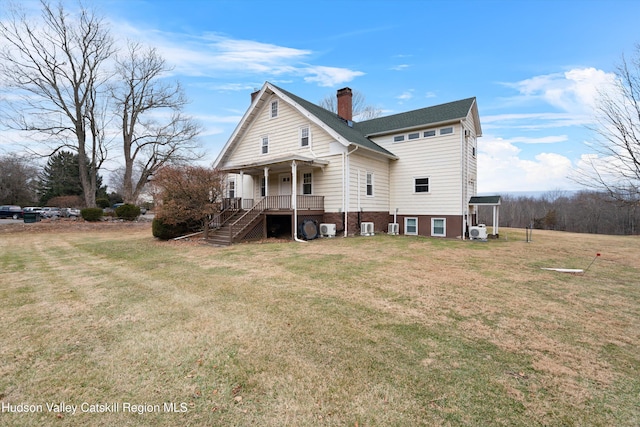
[279,173,292,196]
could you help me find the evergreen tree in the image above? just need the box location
[39,151,105,205]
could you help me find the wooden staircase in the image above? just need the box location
[206,199,267,246]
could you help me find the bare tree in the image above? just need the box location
[0,1,115,207]
[574,44,640,204]
[0,154,39,205]
[110,41,202,204]
[319,89,382,121]
[152,165,224,238]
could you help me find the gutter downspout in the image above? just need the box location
[291,160,306,243]
[344,145,359,237]
[460,122,466,240]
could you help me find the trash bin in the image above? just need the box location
[23,212,41,223]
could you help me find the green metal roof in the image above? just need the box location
[469,196,501,205]
[356,97,477,136]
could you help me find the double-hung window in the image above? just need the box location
[228,179,235,198]
[261,136,269,154]
[405,217,418,235]
[366,172,374,196]
[432,218,446,237]
[302,172,312,195]
[300,126,310,147]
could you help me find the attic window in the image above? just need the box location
[393,135,405,142]
[408,132,420,140]
[271,100,278,118]
[424,130,436,138]
[300,126,309,147]
[440,126,453,135]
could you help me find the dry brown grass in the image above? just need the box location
[0,223,638,426]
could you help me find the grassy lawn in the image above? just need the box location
[1,224,639,426]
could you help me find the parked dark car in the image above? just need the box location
[0,205,24,219]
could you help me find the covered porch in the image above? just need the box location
[210,155,328,245]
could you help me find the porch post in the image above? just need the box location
[238,171,244,201]
[291,160,297,209]
[493,205,500,236]
[264,167,269,197]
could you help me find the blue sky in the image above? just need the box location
[3,0,640,194]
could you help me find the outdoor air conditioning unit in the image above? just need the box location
[388,223,399,235]
[360,222,375,236]
[319,223,336,237]
[469,224,488,240]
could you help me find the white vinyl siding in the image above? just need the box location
[347,152,389,213]
[374,123,464,216]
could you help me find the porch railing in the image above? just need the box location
[260,195,324,210]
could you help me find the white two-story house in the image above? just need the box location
[211,81,483,244]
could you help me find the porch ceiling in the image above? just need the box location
[220,154,329,175]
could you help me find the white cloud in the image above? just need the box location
[478,136,576,192]
[302,66,365,87]
[396,90,414,101]
[503,67,616,115]
[107,22,365,87]
[391,64,410,71]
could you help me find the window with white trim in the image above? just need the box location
[424,130,436,138]
[440,126,453,135]
[405,217,418,235]
[366,172,374,196]
[393,135,405,142]
[432,218,446,237]
[302,172,312,195]
[228,179,235,198]
[300,126,310,147]
[414,177,429,193]
[261,136,269,154]
[270,100,278,118]
[408,132,420,140]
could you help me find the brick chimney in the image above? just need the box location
[337,87,353,121]
[250,88,260,103]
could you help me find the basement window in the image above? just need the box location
[432,218,446,237]
[405,217,418,235]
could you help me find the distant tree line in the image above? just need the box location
[477,191,639,235]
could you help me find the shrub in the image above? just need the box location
[152,218,191,240]
[115,203,141,221]
[96,198,110,209]
[81,208,103,222]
